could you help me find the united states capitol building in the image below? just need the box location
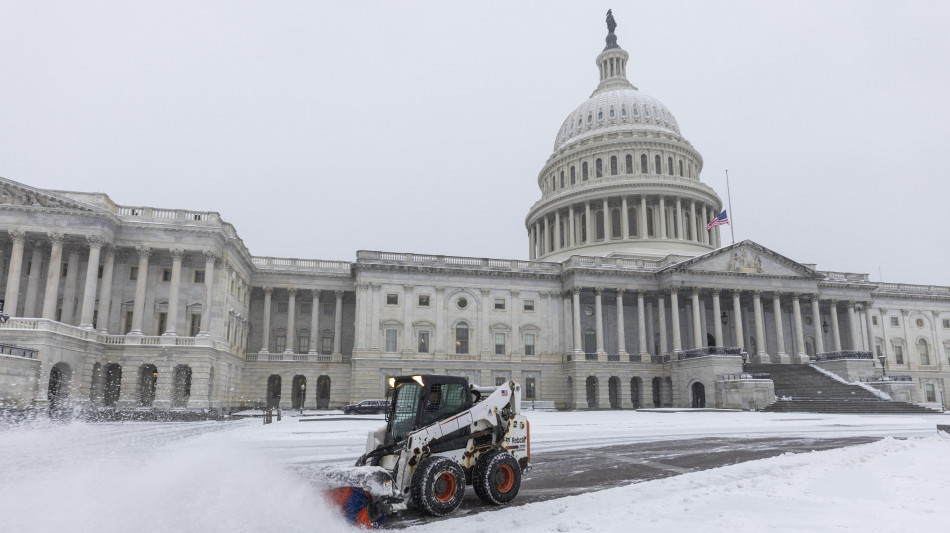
[1,18,947,414]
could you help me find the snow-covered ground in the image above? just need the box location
[1,410,948,532]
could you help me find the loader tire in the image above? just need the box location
[410,456,466,517]
[472,449,521,505]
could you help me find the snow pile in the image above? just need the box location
[809,363,893,400]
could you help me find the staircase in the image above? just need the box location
[745,364,939,414]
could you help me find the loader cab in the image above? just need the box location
[385,375,472,445]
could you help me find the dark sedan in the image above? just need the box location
[342,399,388,415]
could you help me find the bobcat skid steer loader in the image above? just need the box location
[321,374,530,528]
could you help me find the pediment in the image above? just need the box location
[0,177,97,212]
[665,240,823,279]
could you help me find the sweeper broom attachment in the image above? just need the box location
[320,374,530,528]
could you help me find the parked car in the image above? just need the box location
[343,399,388,415]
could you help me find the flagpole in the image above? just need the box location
[725,169,735,244]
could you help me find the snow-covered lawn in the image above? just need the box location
[1,411,947,532]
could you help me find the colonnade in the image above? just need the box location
[529,195,721,259]
[567,286,870,363]
[258,287,344,356]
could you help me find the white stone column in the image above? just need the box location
[433,285,444,355]
[3,229,26,316]
[615,288,627,356]
[126,246,151,336]
[197,250,218,336]
[675,198,683,240]
[602,199,609,240]
[689,201,697,242]
[866,305,877,356]
[700,204,708,244]
[402,285,414,354]
[528,226,536,260]
[691,288,702,349]
[260,287,272,353]
[23,242,44,317]
[571,288,582,353]
[41,232,65,320]
[162,248,184,335]
[568,205,576,247]
[621,197,629,239]
[846,300,859,350]
[510,289,521,356]
[669,288,682,353]
[332,290,344,356]
[791,293,808,363]
[554,210,561,251]
[594,287,605,356]
[585,202,593,243]
[639,196,648,238]
[637,289,648,362]
[830,300,842,352]
[284,288,297,354]
[79,236,104,330]
[370,284,381,351]
[752,290,769,362]
[658,295,668,355]
[96,247,115,332]
[60,245,80,325]
[711,289,723,347]
[811,297,825,354]
[772,292,788,363]
[732,291,744,351]
[308,289,321,354]
[658,197,667,239]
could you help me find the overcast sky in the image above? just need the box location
[1,1,948,286]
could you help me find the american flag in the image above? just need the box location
[706,210,729,230]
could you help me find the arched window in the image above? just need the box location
[625,154,633,174]
[678,160,684,177]
[654,155,662,175]
[596,210,605,240]
[580,214,587,243]
[587,113,592,124]
[584,330,597,356]
[644,107,650,118]
[667,157,674,176]
[570,166,576,184]
[596,158,603,178]
[640,154,648,173]
[560,170,565,188]
[621,105,627,116]
[628,206,638,236]
[582,162,589,180]
[633,105,639,117]
[918,338,931,365]
[610,156,618,175]
[610,208,622,238]
[597,110,603,120]
[646,207,655,237]
[609,107,615,118]
[455,322,469,354]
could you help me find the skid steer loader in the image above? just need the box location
[321,374,530,528]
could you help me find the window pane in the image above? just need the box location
[386,294,398,305]
[455,323,469,354]
[525,334,535,356]
[418,331,429,353]
[385,329,397,352]
[495,333,505,355]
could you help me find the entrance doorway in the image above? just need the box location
[104,364,122,407]
[608,376,620,409]
[292,375,307,409]
[316,375,331,409]
[139,364,158,407]
[48,362,71,411]
[585,376,598,408]
[652,377,662,407]
[266,374,282,408]
[171,365,192,408]
[691,382,706,408]
[629,377,641,409]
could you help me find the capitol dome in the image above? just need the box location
[525,16,723,262]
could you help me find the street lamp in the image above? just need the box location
[299,383,306,415]
[822,320,829,334]
[878,353,890,381]
[720,312,728,326]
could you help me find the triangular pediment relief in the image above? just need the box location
[0,177,98,213]
[665,240,823,279]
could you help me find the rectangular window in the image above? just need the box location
[495,377,507,387]
[129,266,138,281]
[298,334,309,353]
[62,263,68,277]
[418,331,430,353]
[494,299,506,311]
[277,302,288,313]
[275,336,286,353]
[525,377,537,400]
[385,329,397,352]
[190,314,201,336]
[56,308,62,322]
[157,312,167,335]
[194,270,205,284]
[97,265,103,279]
[925,383,936,403]
[872,315,878,326]
[386,293,399,305]
[323,303,335,315]
[124,311,134,334]
[875,344,883,357]
[322,336,333,354]
[161,268,172,282]
[525,334,535,356]
[494,333,506,355]
[523,299,535,312]
[895,345,904,365]
[890,316,899,327]
[418,295,430,307]
[301,303,312,314]
[943,319,950,329]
